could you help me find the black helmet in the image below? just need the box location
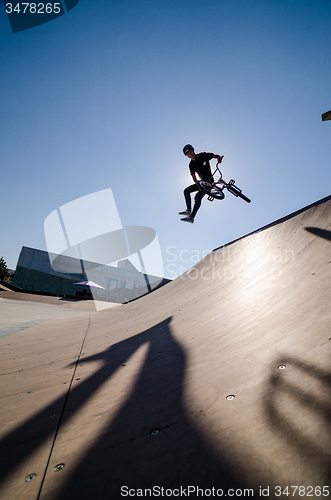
[183,144,194,155]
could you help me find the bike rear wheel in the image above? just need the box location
[227,184,251,203]
[238,192,251,203]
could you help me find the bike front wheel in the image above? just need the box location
[198,181,225,200]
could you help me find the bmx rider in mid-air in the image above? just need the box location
[179,144,224,224]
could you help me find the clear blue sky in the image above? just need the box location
[1,0,330,279]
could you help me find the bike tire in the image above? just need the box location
[198,180,212,195]
[198,181,225,200]
[238,192,251,203]
[227,185,251,203]
[210,188,225,200]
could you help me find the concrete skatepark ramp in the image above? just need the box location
[0,196,331,499]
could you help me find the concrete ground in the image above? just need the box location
[0,296,97,338]
[0,196,330,500]
[0,288,122,339]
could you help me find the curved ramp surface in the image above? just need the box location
[0,196,331,499]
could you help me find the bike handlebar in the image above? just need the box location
[213,156,224,179]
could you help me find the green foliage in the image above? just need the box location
[0,256,9,281]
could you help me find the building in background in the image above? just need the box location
[13,247,170,303]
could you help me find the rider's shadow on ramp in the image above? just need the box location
[49,317,242,498]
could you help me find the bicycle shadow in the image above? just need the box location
[0,317,243,498]
[263,356,331,483]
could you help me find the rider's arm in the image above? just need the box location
[212,154,223,163]
[192,173,198,184]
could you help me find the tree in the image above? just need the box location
[0,257,9,281]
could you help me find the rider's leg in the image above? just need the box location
[190,191,205,219]
[183,184,199,213]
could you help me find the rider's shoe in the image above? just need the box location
[180,216,194,224]
[178,210,191,216]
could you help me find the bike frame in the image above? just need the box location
[198,159,251,203]
[200,163,229,201]
[211,164,228,192]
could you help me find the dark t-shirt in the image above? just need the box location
[189,152,214,180]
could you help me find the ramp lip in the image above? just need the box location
[213,195,331,252]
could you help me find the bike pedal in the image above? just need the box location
[229,179,235,185]
[207,196,214,202]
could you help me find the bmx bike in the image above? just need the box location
[197,156,251,203]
